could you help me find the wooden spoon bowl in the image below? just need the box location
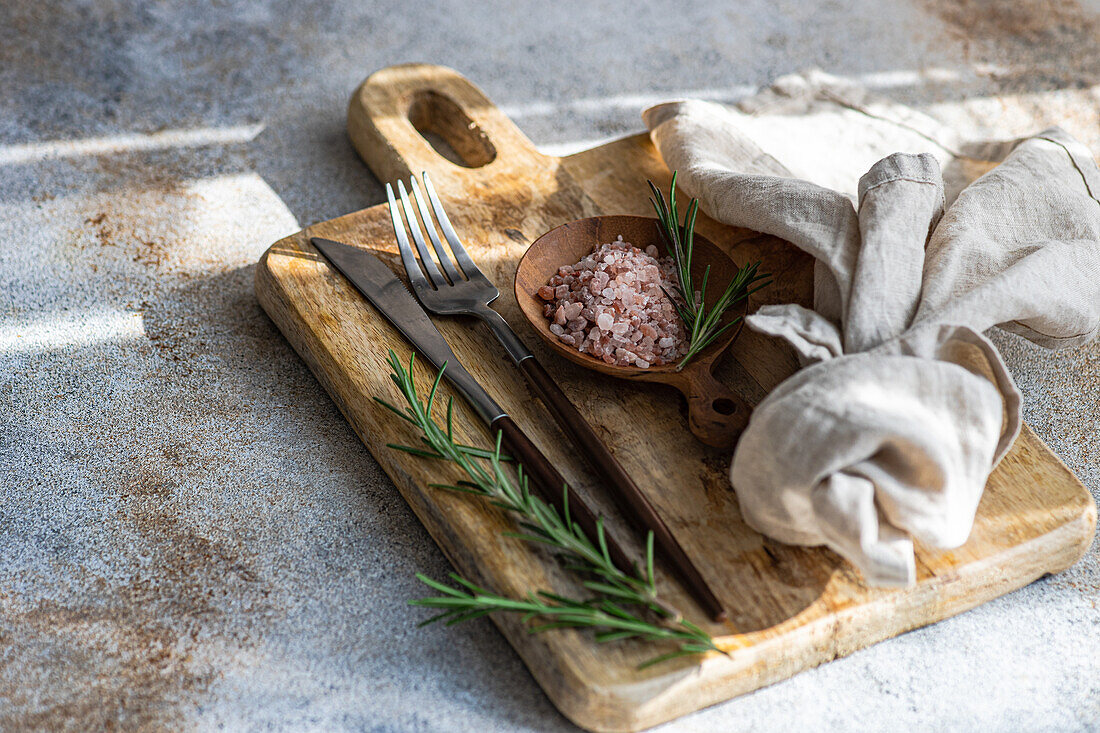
[515,215,750,448]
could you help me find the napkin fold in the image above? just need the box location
[644,95,1100,586]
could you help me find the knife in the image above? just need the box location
[312,237,633,574]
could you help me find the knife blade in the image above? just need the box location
[311,237,633,574]
[313,237,504,425]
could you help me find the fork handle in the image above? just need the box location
[518,358,728,622]
[489,414,633,575]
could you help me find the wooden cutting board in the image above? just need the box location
[254,64,1096,732]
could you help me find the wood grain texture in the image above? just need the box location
[515,215,751,446]
[255,64,1096,732]
[514,352,730,622]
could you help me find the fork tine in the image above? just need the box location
[421,172,485,282]
[387,183,433,293]
[408,177,463,283]
[397,180,448,288]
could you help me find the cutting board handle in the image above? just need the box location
[348,63,552,195]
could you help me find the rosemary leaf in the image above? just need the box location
[382,350,724,668]
[648,174,771,370]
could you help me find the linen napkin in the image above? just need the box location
[644,93,1100,586]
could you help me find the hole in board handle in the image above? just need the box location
[712,398,737,415]
[407,91,497,168]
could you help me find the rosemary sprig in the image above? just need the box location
[376,350,724,668]
[648,173,770,370]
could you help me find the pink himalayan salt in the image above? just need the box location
[538,236,689,367]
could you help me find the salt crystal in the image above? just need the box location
[539,237,688,368]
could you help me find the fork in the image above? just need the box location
[386,173,727,623]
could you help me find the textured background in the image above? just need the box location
[1,1,1098,730]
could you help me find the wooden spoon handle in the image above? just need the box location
[519,358,728,621]
[490,414,633,575]
[679,365,751,448]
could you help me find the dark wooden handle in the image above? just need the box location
[490,414,633,575]
[519,358,728,622]
[680,365,751,449]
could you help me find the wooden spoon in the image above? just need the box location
[514,215,751,448]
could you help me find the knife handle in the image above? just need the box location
[518,357,728,622]
[489,414,634,575]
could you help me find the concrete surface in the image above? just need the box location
[1,1,1098,730]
